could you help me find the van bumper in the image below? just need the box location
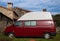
[50,32,56,36]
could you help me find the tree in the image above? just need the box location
[52,14,60,27]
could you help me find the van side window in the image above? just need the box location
[14,21,22,26]
[25,21,36,26]
[30,21,36,26]
[25,21,30,26]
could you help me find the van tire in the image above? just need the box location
[44,33,50,39]
[8,33,15,38]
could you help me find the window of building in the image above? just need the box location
[14,21,22,26]
[25,21,36,26]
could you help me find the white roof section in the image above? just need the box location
[17,12,52,21]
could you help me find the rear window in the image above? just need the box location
[37,20,53,27]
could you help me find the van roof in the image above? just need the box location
[17,12,52,21]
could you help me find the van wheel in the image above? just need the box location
[8,33,15,38]
[44,33,50,39]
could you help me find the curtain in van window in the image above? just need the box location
[25,21,36,26]
[25,21,30,26]
[30,21,36,26]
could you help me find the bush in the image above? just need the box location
[56,20,60,27]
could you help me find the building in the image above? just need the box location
[13,7,31,19]
[0,3,31,32]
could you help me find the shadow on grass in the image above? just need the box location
[0,33,13,41]
[0,33,60,41]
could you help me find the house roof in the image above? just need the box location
[0,6,18,20]
[13,7,31,19]
[14,7,31,12]
[0,6,12,19]
[17,12,52,21]
[0,6,13,11]
[0,6,31,20]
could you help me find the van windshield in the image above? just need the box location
[14,21,22,26]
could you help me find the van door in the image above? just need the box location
[37,20,53,36]
[24,21,40,37]
[13,21,24,36]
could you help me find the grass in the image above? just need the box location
[0,33,60,41]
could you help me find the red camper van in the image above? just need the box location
[4,12,56,39]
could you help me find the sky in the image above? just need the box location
[0,0,60,15]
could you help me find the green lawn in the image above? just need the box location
[0,33,60,41]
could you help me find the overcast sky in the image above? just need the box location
[0,0,60,15]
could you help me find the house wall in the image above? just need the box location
[0,12,13,33]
